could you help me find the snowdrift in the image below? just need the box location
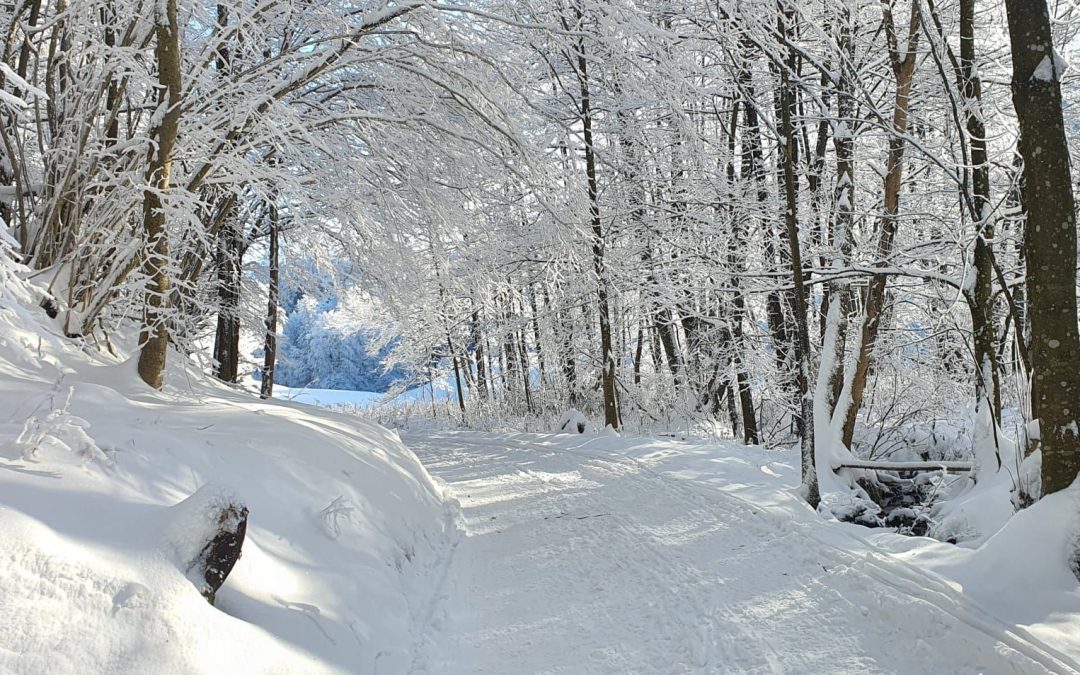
[0,276,453,673]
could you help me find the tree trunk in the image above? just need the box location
[449,333,466,417]
[471,305,489,401]
[1003,0,1080,496]
[633,320,644,386]
[842,1,921,446]
[137,0,182,389]
[212,205,243,383]
[259,203,279,400]
[724,85,759,445]
[777,1,817,507]
[959,0,1001,421]
[573,11,619,429]
[211,4,241,384]
[738,39,793,387]
[518,325,533,414]
[529,285,547,387]
[822,0,856,419]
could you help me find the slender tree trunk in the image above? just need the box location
[842,2,920,446]
[2,0,43,242]
[471,305,489,401]
[562,322,578,407]
[213,205,243,383]
[1002,0,1080,496]
[573,13,619,429]
[738,42,792,384]
[633,320,644,386]
[723,87,759,445]
[259,203,279,400]
[137,0,182,389]
[958,0,1001,422]
[449,331,466,416]
[777,1,817,507]
[529,285,546,387]
[518,326,533,414]
[211,5,242,384]
[823,0,856,419]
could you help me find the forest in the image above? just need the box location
[2,0,1080,671]
[4,0,1077,502]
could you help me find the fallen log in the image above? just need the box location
[838,460,973,473]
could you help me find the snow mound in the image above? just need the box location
[0,505,321,674]
[901,484,1080,664]
[951,486,1080,622]
[0,291,454,672]
[554,408,593,434]
[930,402,1022,547]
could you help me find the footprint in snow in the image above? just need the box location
[111,582,150,615]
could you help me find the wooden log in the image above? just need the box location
[165,484,249,606]
[194,503,248,605]
[838,460,973,473]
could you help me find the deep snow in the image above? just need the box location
[0,292,454,673]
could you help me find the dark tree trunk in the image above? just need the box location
[259,203,279,399]
[572,9,619,429]
[633,321,644,386]
[212,206,243,383]
[529,285,547,387]
[1003,0,1080,496]
[959,0,1001,422]
[823,0,856,419]
[777,1,817,507]
[471,305,489,401]
[738,40,793,386]
[517,321,533,414]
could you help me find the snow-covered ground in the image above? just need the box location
[244,378,446,411]
[408,431,1080,674]
[3,268,1080,672]
[0,297,455,673]
[264,383,385,408]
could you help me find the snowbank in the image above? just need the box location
[0,280,453,673]
[894,485,1080,663]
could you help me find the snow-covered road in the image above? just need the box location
[407,432,1073,674]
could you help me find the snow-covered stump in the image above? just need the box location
[164,484,248,605]
[555,408,592,434]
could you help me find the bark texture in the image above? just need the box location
[137,0,182,389]
[1003,0,1080,496]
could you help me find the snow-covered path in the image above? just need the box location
[407,431,1073,675]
